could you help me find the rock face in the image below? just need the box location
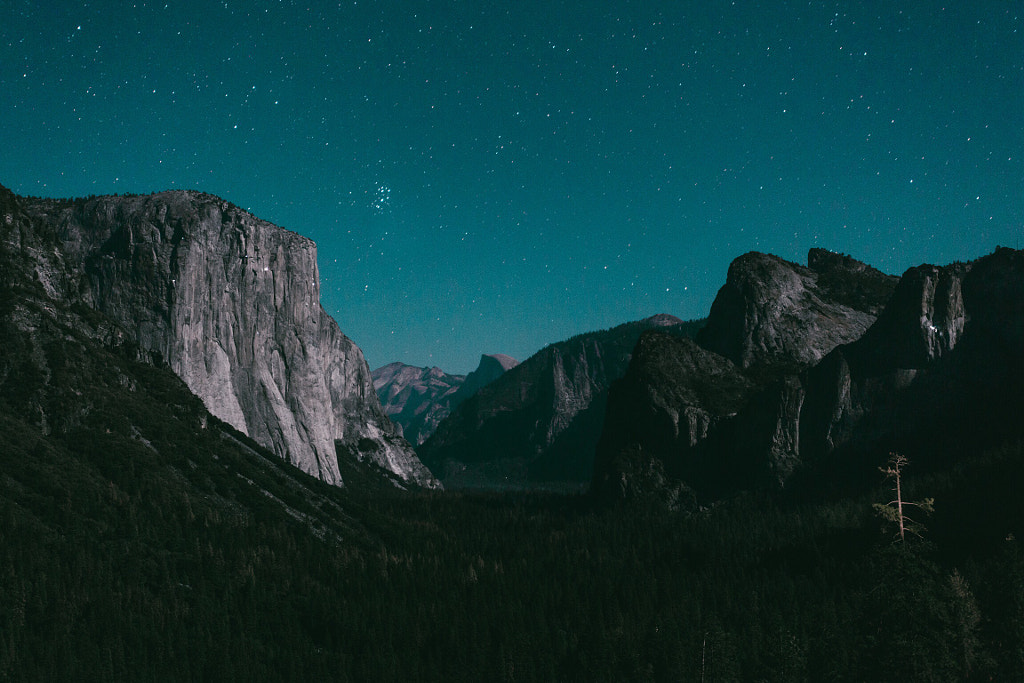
[453,353,519,404]
[418,314,701,490]
[592,333,755,505]
[595,247,1024,507]
[373,363,464,446]
[373,354,518,446]
[800,249,1024,470]
[697,249,897,372]
[595,249,899,506]
[1,185,437,488]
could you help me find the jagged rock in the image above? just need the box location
[1,185,437,488]
[697,249,897,372]
[595,249,896,503]
[373,363,464,446]
[801,248,1024,470]
[419,314,699,490]
[373,354,518,446]
[593,246,1024,506]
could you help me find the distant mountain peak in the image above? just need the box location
[373,353,517,446]
[643,313,685,327]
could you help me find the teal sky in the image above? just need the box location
[3,0,1022,373]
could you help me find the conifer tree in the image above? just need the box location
[873,452,934,544]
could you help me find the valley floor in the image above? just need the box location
[4,434,1024,680]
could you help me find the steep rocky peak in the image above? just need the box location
[470,353,520,379]
[854,259,973,369]
[697,249,897,371]
[8,188,437,489]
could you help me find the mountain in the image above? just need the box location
[798,248,1024,482]
[593,247,1024,507]
[453,353,519,403]
[696,248,897,374]
[0,184,436,488]
[417,314,703,490]
[373,353,518,446]
[372,363,464,446]
[6,200,1024,680]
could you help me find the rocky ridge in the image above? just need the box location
[373,353,518,446]
[418,314,702,490]
[696,248,896,373]
[800,249,1024,467]
[0,185,437,488]
[595,249,899,504]
[594,247,1024,507]
[373,363,463,446]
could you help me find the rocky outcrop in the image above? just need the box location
[419,314,700,490]
[594,249,897,505]
[592,333,754,505]
[373,363,464,446]
[697,249,897,372]
[2,185,437,488]
[593,247,1024,507]
[800,249,1024,469]
[373,354,518,446]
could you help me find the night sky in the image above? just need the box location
[3,1,1022,373]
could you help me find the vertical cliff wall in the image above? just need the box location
[7,188,436,488]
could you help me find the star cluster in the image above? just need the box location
[2,1,1021,372]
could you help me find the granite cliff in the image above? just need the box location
[595,247,1024,507]
[799,248,1024,475]
[594,249,899,505]
[418,314,702,490]
[0,185,436,488]
[696,249,897,373]
[373,353,517,446]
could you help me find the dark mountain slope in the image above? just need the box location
[418,314,703,490]
[0,250,400,676]
[797,247,1024,491]
[594,247,1024,507]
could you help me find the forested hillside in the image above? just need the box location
[5,387,1024,680]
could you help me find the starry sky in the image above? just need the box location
[2,1,1022,373]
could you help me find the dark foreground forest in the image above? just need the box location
[4,384,1024,681]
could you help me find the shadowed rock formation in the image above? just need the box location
[596,247,1024,508]
[418,314,702,490]
[595,249,902,506]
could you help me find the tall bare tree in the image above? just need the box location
[873,452,934,544]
